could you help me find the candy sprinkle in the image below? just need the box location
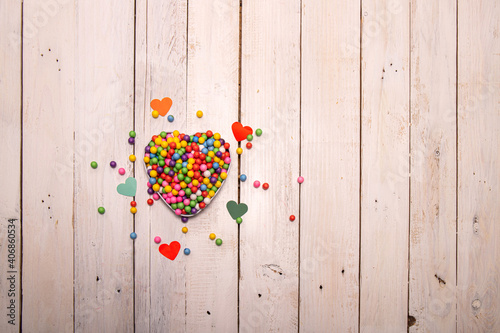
[297,176,304,184]
[182,227,188,233]
[168,115,174,122]
[129,131,136,138]
[196,110,203,118]
[290,215,296,221]
[246,142,252,149]
[240,174,247,182]
[152,110,159,118]
[130,232,137,239]
[256,128,263,136]
[253,181,260,188]
[184,248,191,255]
[209,233,216,240]
[110,161,117,168]
[91,161,98,169]
[98,207,105,214]
[215,238,223,246]
[236,217,243,224]
[119,168,126,175]
[130,207,137,214]
[154,236,161,244]
[262,183,269,190]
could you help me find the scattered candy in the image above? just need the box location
[256,128,263,136]
[130,207,137,214]
[128,137,135,144]
[246,142,252,149]
[240,174,247,182]
[168,115,174,122]
[237,147,243,155]
[181,217,188,223]
[209,233,216,240]
[152,110,159,118]
[236,217,243,224]
[215,238,222,246]
[182,227,188,233]
[110,161,117,168]
[262,183,269,190]
[196,110,203,118]
[143,130,231,216]
[184,248,191,255]
[130,201,137,207]
[129,131,136,138]
[91,161,98,169]
[247,134,253,141]
[98,207,105,214]
[289,215,296,221]
[253,181,260,188]
[297,176,304,184]
[147,198,154,206]
[130,232,137,239]
[129,154,136,162]
[154,236,161,244]
[119,168,126,175]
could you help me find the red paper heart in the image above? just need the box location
[159,241,181,260]
[150,97,173,116]
[232,122,253,142]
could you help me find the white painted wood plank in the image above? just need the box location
[239,1,301,331]
[300,0,360,331]
[0,1,21,332]
[134,1,188,332]
[22,1,75,331]
[360,0,410,331]
[409,0,457,331]
[458,0,500,331]
[185,1,239,332]
[73,1,135,332]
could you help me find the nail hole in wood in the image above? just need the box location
[117,289,121,293]
[258,294,262,298]
[96,276,100,281]
[341,269,345,274]
[319,285,323,290]
[207,311,211,315]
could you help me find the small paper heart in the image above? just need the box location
[226,200,248,220]
[116,177,137,197]
[231,122,253,142]
[150,97,173,116]
[159,241,181,260]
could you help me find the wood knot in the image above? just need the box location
[471,299,481,311]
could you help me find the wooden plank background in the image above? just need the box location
[0,0,499,332]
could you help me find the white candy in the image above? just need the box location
[195,204,200,210]
[190,194,197,200]
[219,147,225,153]
[196,190,202,196]
[203,170,211,178]
[204,198,211,204]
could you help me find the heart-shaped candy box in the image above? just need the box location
[144,130,231,217]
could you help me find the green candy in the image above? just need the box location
[256,128,263,136]
[197,196,203,202]
[160,131,167,138]
[184,177,192,184]
[190,200,196,207]
[151,158,158,165]
[157,147,163,153]
[177,202,185,209]
[181,167,188,174]
[213,148,219,153]
[98,207,105,214]
[223,164,229,169]
[129,130,136,138]
[206,156,212,163]
[159,160,165,167]
[185,188,192,196]
[171,203,178,209]
[90,161,98,169]
[185,206,192,213]
[236,217,243,224]
[175,163,182,170]
[178,174,185,181]
[149,141,155,147]
[215,238,222,246]
[247,134,253,141]
[209,168,215,174]
[202,134,208,140]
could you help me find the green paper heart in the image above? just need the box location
[117,177,137,197]
[226,200,248,220]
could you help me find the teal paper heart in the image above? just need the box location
[226,200,248,220]
[117,177,137,197]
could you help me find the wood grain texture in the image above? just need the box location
[73,1,135,332]
[300,0,360,332]
[22,0,75,331]
[360,0,410,331]
[134,0,188,332]
[185,1,239,332]
[409,0,457,331]
[458,0,500,331]
[0,1,21,332]
[239,1,301,332]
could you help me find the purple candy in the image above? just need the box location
[169,160,176,167]
[168,170,175,177]
[191,208,197,214]
[181,155,188,161]
[110,161,117,168]
[181,217,188,223]
[147,188,154,195]
[145,146,151,153]
[210,177,217,184]
[157,167,164,174]
[219,139,225,145]
[216,168,222,174]
[128,137,135,144]
[215,151,222,158]
[183,135,190,141]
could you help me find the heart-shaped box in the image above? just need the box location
[144,130,231,217]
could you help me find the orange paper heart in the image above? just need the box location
[150,97,172,116]
[232,122,253,141]
[159,241,181,260]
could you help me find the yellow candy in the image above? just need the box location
[150,147,157,154]
[182,227,188,233]
[180,181,187,188]
[214,157,221,163]
[152,110,159,118]
[186,164,193,170]
[152,184,160,192]
[237,147,243,155]
[161,141,168,148]
[188,158,195,164]
[167,137,173,143]
[144,156,150,163]
[155,137,162,145]
[221,172,227,180]
[208,151,215,158]
[129,154,136,162]
[150,170,158,177]
[181,141,187,148]
[173,130,180,137]
[214,141,221,148]
[192,179,199,186]
[203,178,210,185]
[130,207,137,214]
[161,150,167,157]
[187,170,194,178]
[209,233,216,240]
[172,190,178,196]
[215,181,222,188]
[196,110,203,118]
[207,183,213,189]
[173,137,180,143]
[165,186,172,193]
[214,133,221,140]
[176,143,181,149]
[198,137,205,144]
[208,190,215,197]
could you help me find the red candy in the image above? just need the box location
[263,183,269,190]
[246,142,252,149]
[130,201,137,207]
[289,215,295,221]
[147,199,154,206]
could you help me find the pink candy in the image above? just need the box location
[119,168,126,175]
[253,181,260,188]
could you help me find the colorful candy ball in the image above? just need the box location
[262,183,269,190]
[181,217,189,223]
[236,217,243,224]
[240,174,247,182]
[110,161,117,168]
[289,215,296,221]
[182,227,188,233]
[147,198,154,206]
[128,137,135,144]
[129,155,136,162]
[184,248,191,255]
[215,238,222,246]
[130,232,137,239]
[237,147,243,155]
[154,236,161,244]
[130,201,137,207]
[129,130,136,138]
[130,207,137,214]
[247,134,253,141]
[119,168,126,175]
[152,110,159,118]
[168,115,174,122]
[256,128,263,136]
[98,207,105,214]
[209,233,216,240]
[91,161,98,169]
[246,142,252,149]
[253,181,260,188]
[297,176,304,184]
[196,110,203,118]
